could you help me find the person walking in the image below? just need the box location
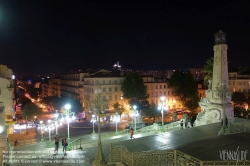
[14,139,18,146]
[130,128,134,139]
[62,138,68,154]
[180,120,183,129]
[54,135,60,154]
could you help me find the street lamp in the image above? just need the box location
[114,111,119,135]
[91,85,109,166]
[132,105,138,132]
[62,104,75,142]
[216,81,231,135]
[91,114,96,134]
[40,121,44,142]
[158,96,167,132]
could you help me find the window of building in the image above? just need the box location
[164,85,166,89]
[115,87,117,91]
[233,81,235,85]
[160,85,162,89]
[103,88,106,92]
[114,80,117,84]
[109,80,111,84]
[115,95,117,100]
[109,95,112,100]
[103,80,105,85]
[164,91,166,95]
[168,91,170,95]
[109,87,112,92]
[156,92,158,97]
[156,85,158,89]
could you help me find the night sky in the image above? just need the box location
[0,0,250,76]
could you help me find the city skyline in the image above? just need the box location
[0,1,250,76]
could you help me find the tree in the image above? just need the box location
[41,96,82,113]
[41,96,60,110]
[22,103,43,121]
[121,73,149,111]
[231,92,246,107]
[168,70,199,114]
[22,103,43,134]
[143,103,161,123]
[202,57,214,88]
[113,102,125,118]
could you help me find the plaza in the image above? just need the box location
[2,122,250,166]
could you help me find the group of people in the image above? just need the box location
[180,116,196,129]
[54,135,68,154]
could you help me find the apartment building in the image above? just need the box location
[0,64,15,135]
[44,69,190,120]
[48,78,61,97]
[83,70,126,120]
[60,71,90,105]
[143,76,179,110]
[229,72,250,93]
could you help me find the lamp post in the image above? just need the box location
[115,111,119,135]
[132,105,138,132]
[158,96,167,132]
[40,121,44,142]
[91,114,96,134]
[91,85,109,166]
[216,81,231,135]
[62,104,75,142]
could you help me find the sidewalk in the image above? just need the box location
[5,122,249,166]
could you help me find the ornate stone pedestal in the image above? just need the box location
[195,88,233,127]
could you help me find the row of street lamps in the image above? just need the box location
[39,104,75,146]
[38,95,168,145]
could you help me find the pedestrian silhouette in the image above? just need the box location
[180,120,183,129]
[130,128,134,139]
[14,139,18,146]
[54,135,60,154]
[62,138,68,154]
